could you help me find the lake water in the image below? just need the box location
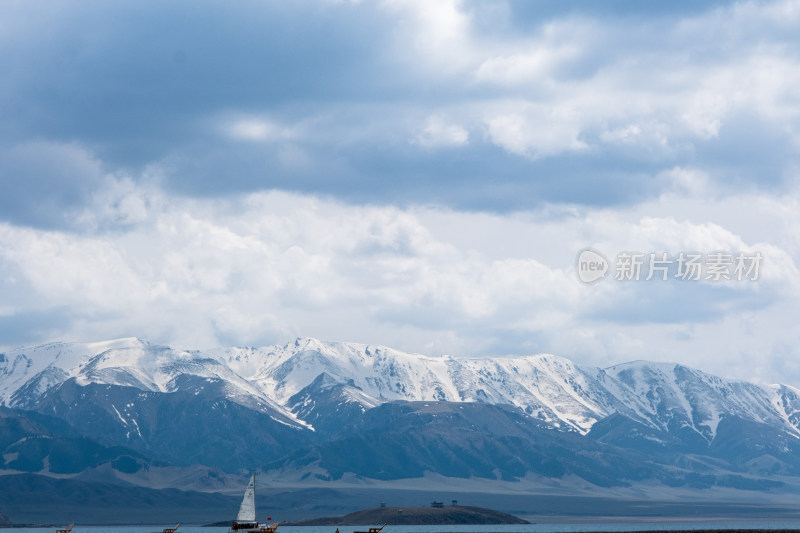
[7,523,800,533]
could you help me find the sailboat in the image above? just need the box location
[231,473,278,533]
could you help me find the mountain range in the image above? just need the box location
[4,335,800,522]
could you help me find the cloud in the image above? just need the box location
[382,0,475,74]
[1,0,798,217]
[0,174,798,384]
[1,0,800,388]
[415,116,469,148]
[221,114,304,144]
[0,142,106,227]
[484,102,589,158]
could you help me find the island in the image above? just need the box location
[287,504,529,525]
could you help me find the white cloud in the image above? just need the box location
[415,116,469,148]
[474,44,580,86]
[376,0,800,161]
[2,175,800,384]
[382,0,475,73]
[224,116,300,143]
[484,102,588,158]
[658,167,710,197]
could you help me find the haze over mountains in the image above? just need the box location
[3,336,800,508]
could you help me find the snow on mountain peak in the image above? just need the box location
[605,359,792,440]
[5,336,800,440]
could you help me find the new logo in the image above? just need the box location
[576,248,609,284]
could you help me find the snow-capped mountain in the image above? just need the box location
[0,337,298,424]
[6,336,800,487]
[606,361,794,441]
[3,336,800,441]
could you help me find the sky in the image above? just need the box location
[1,0,800,384]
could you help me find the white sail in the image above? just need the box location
[236,473,256,523]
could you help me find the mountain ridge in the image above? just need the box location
[3,336,798,437]
[4,336,800,489]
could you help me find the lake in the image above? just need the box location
[7,523,800,533]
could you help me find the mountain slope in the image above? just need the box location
[32,379,309,471]
[4,337,800,486]
[1,338,303,427]
[0,406,149,475]
[5,337,799,439]
[607,361,792,441]
[266,401,661,485]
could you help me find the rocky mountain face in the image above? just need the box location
[0,406,148,475]
[3,337,800,491]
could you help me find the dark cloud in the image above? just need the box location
[157,132,667,212]
[583,280,773,325]
[0,0,798,228]
[495,0,737,26]
[0,307,77,346]
[0,1,392,161]
[694,111,798,192]
[0,142,105,227]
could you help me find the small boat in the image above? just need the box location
[354,524,386,533]
[157,524,180,533]
[56,524,74,533]
[230,473,279,533]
